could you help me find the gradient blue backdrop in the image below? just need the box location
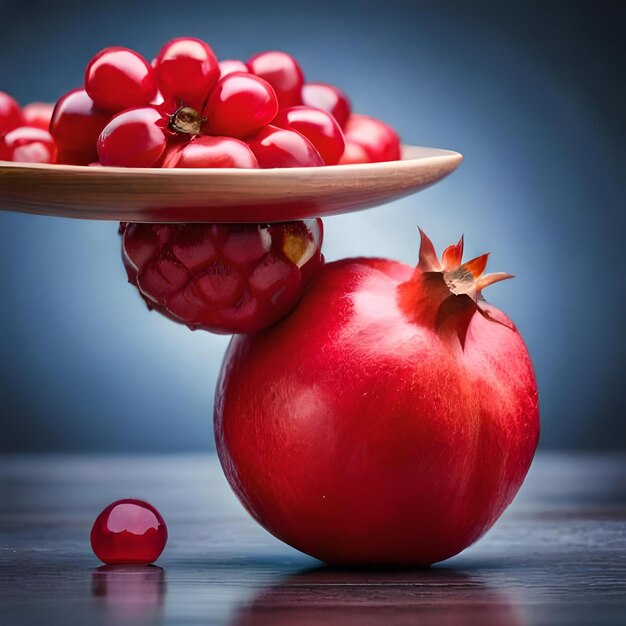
[0,0,624,451]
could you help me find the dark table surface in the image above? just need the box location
[0,453,625,625]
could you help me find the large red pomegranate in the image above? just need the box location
[215,229,539,566]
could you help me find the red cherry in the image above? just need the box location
[273,105,345,165]
[97,107,167,167]
[0,126,57,163]
[343,114,401,162]
[22,102,54,131]
[0,91,25,135]
[301,82,351,128]
[339,140,371,164]
[247,51,304,108]
[246,125,323,168]
[50,89,110,165]
[203,73,278,139]
[91,499,167,565]
[163,136,259,168]
[85,47,157,114]
[219,59,249,78]
[121,220,324,334]
[154,38,219,111]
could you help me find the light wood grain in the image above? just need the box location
[0,145,462,223]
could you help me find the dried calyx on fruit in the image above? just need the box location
[398,229,514,347]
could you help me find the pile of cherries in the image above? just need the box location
[0,37,400,168]
[0,38,403,336]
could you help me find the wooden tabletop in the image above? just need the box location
[0,453,624,625]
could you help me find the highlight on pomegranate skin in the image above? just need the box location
[215,228,539,567]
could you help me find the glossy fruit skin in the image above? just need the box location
[120,220,323,334]
[301,82,351,128]
[248,51,304,108]
[343,114,401,162]
[0,91,24,135]
[154,38,219,112]
[215,243,539,566]
[273,106,345,165]
[85,46,157,113]
[0,126,57,163]
[203,73,278,139]
[91,499,167,565]
[97,107,167,167]
[50,89,110,165]
[219,59,250,78]
[22,102,54,130]
[246,125,323,168]
[163,136,259,168]
[338,139,371,164]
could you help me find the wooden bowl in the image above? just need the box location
[0,145,462,223]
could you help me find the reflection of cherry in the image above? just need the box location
[229,566,523,626]
[91,564,165,620]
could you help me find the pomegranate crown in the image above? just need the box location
[398,228,514,347]
[415,228,513,301]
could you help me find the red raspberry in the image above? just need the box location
[120,220,324,334]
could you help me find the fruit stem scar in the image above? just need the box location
[168,105,203,135]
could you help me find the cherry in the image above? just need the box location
[203,72,278,139]
[246,125,323,168]
[343,113,401,163]
[163,136,259,168]
[0,91,25,135]
[22,102,54,131]
[273,105,345,165]
[50,89,110,165]
[154,38,219,112]
[97,107,167,167]
[85,46,157,114]
[247,51,304,108]
[91,499,167,565]
[0,126,57,163]
[301,82,351,128]
[339,139,371,164]
[218,59,249,78]
[120,219,324,334]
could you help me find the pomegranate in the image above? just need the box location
[215,229,539,566]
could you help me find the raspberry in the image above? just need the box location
[120,220,324,334]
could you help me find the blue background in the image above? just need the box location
[0,0,624,451]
